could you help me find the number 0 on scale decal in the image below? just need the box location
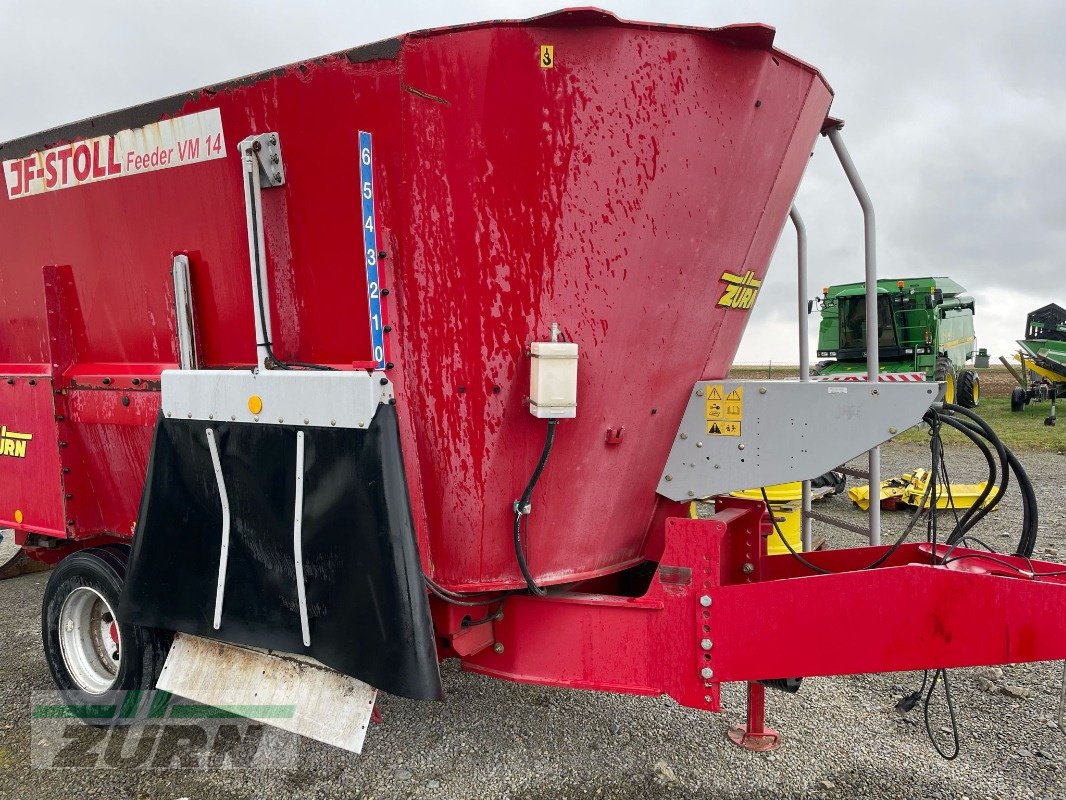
[359,131,386,369]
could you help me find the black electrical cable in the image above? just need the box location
[759,474,933,575]
[896,668,960,760]
[513,420,560,596]
[927,412,941,561]
[939,552,1066,578]
[461,598,508,628]
[935,439,964,554]
[424,575,513,607]
[924,668,960,760]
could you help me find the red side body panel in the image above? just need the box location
[0,11,832,592]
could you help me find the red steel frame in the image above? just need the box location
[4,10,1066,748]
[436,498,1066,742]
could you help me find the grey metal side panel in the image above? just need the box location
[657,380,941,501]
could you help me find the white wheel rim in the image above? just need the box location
[58,586,122,694]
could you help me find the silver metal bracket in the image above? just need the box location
[240,133,286,187]
[657,380,942,502]
[171,254,199,370]
[162,369,393,430]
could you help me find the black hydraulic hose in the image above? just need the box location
[937,416,997,543]
[928,414,941,559]
[944,406,1011,510]
[951,409,1038,557]
[1004,444,1039,558]
[513,420,559,596]
[942,416,1010,541]
[941,404,1038,558]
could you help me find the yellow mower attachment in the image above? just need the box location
[849,468,996,512]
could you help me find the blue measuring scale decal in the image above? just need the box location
[359,131,385,369]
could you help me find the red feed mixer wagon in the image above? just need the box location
[2,8,1064,753]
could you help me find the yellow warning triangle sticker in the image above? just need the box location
[707,386,722,400]
[726,387,743,401]
[709,422,722,434]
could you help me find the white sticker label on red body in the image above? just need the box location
[3,108,226,200]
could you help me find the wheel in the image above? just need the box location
[933,357,957,404]
[811,360,832,377]
[1010,387,1026,412]
[956,369,980,409]
[42,547,171,716]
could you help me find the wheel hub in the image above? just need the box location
[57,586,122,694]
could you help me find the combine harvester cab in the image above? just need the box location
[2,8,1065,755]
[812,277,980,407]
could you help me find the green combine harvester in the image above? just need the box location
[812,277,979,408]
[1005,303,1066,424]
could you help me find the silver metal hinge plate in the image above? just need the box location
[239,132,285,187]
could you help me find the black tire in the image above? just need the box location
[956,369,980,409]
[810,470,846,495]
[933,357,957,404]
[811,360,833,377]
[1010,387,1026,412]
[42,547,171,721]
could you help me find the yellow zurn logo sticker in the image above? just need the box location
[0,426,31,458]
[717,270,761,310]
[539,45,555,68]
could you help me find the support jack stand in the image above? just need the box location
[727,682,781,752]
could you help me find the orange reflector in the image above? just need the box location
[14,509,23,524]
[248,395,263,415]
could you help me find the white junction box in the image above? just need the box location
[529,341,579,418]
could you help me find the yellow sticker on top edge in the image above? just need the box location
[705,384,743,422]
[722,386,743,420]
[539,45,555,69]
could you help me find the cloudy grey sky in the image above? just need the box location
[2,0,1063,364]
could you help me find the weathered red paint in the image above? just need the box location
[0,11,832,589]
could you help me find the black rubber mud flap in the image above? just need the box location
[118,404,442,701]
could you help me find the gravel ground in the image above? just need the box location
[2,441,1066,799]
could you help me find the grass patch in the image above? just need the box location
[894,396,1065,452]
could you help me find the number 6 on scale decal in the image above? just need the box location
[358,131,386,370]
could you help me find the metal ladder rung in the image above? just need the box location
[834,466,870,480]
[805,509,872,538]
